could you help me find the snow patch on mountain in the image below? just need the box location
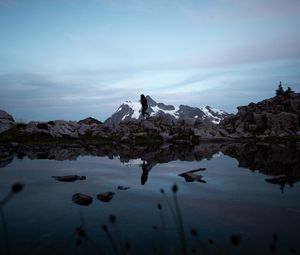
[151,105,179,118]
[122,101,141,119]
[105,96,231,125]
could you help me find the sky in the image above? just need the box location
[0,0,300,122]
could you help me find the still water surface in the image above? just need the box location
[0,143,300,254]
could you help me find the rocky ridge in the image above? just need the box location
[1,92,300,144]
[220,92,300,138]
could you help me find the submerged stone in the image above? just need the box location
[97,192,115,202]
[117,186,130,190]
[178,168,207,183]
[72,193,93,206]
[52,175,86,182]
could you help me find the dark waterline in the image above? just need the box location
[0,143,300,255]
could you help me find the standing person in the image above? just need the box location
[140,94,150,119]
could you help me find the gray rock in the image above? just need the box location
[97,192,115,202]
[184,118,196,127]
[178,168,207,183]
[0,110,14,121]
[220,93,300,137]
[159,131,172,141]
[72,193,93,206]
[0,110,16,133]
[141,120,159,132]
[52,175,86,182]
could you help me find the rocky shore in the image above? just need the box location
[1,92,300,145]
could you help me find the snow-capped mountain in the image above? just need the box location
[105,96,231,125]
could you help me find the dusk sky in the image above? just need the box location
[0,0,300,122]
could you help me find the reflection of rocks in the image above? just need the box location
[72,193,93,206]
[0,143,223,168]
[1,141,300,190]
[97,192,115,202]
[265,175,296,193]
[221,143,300,191]
[52,175,86,182]
[0,148,14,168]
[178,168,207,183]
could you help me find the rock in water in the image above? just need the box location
[52,175,86,182]
[178,168,207,183]
[97,192,115,202]
[72,193,93,206]
[117,186,130,190]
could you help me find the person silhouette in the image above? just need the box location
[139,94,150,119]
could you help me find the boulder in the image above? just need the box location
[184,118,196,128]
[220,93,300,137]
[78,117,102,125]
[97,192,115,202]
[0,110,16,134]
[52,175,86,182]
[117,186,130,190]
[72,193,93,206]
[178,168,207,183]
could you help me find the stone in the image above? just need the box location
[97,192,115,202]
[220,93,300,137]
[248,124,257,132]
[72,193,93,206]
[117,186,130,190]
[159,131,172,141]
[184,118,196,127]
[0,110,14,122]
[141,120,159,132]
[78,117,102,125]
[52,175,86,182]
[0,110,16,134]
[178,168,207,183]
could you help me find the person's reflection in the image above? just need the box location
[141,160,156,185]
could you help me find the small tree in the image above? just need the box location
[275,81,284,96]
[285,86,295,95]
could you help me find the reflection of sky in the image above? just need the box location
[0,155,300,253]
[0,0,300,121]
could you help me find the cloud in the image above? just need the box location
[0,72,150,121]
[180,0,300,23]
[0,0,16,6]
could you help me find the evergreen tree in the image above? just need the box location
[275,81,284,96]
[285,86,294,95]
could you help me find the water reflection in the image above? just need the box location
[1,143,300,254]
[1,142,300,190]
[222,143,300,192]
[141,161,156,185]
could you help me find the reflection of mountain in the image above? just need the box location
[222,143,300,192]
[1,143,300,190]
[0,143,222,166]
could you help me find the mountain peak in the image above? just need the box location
[105,97,230,125]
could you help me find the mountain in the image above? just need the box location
[105,96,231,125]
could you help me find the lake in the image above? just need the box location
[0,143,300,255]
